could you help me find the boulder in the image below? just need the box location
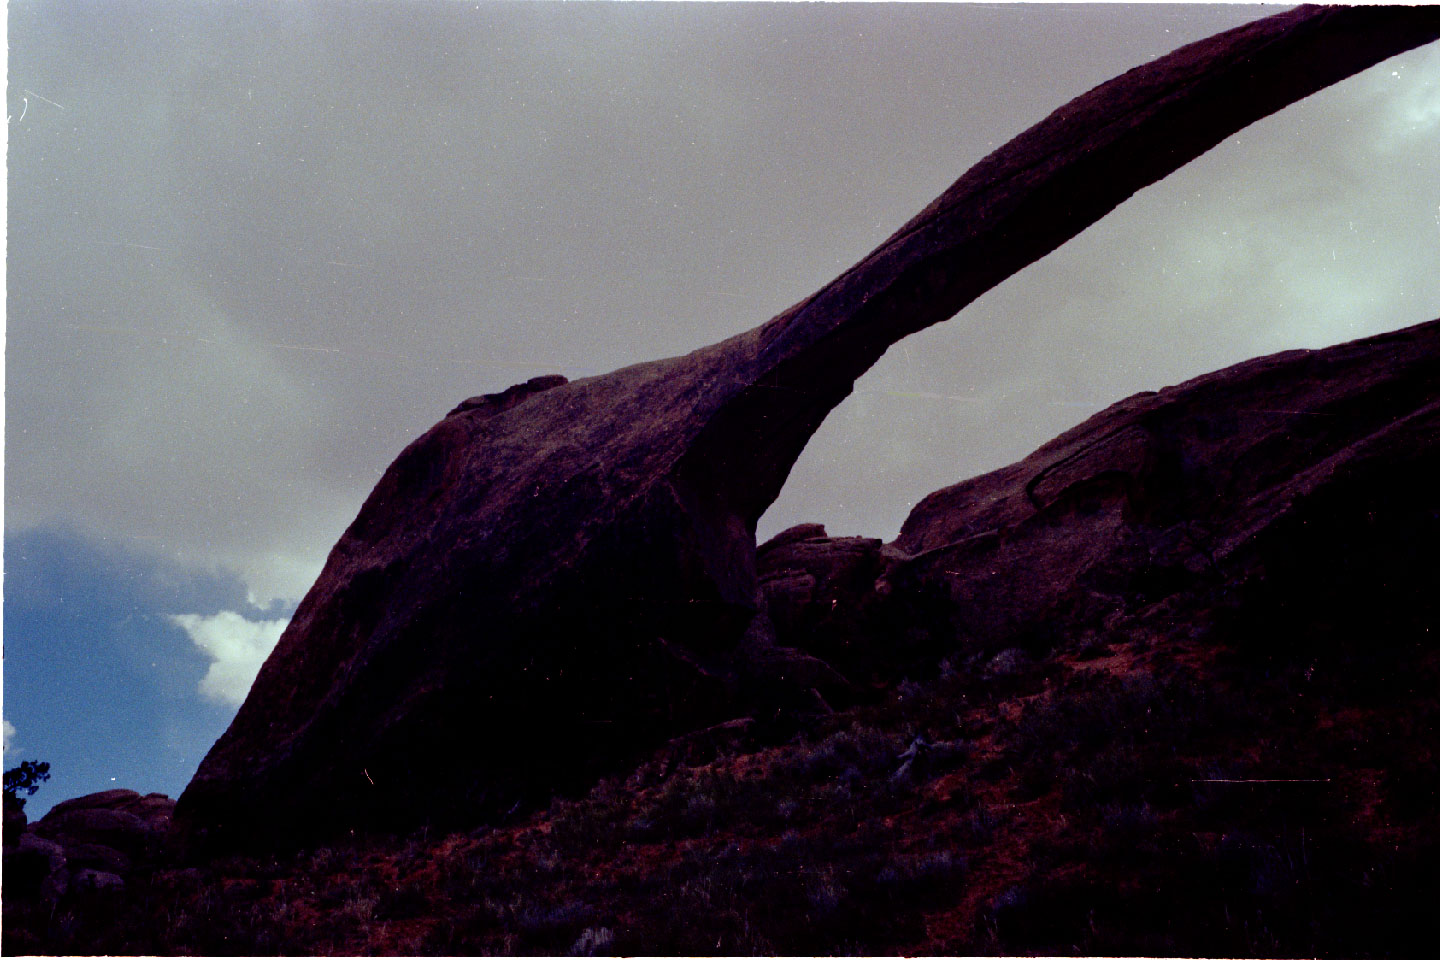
[737,614,859,714]
[130,792,178,818]
[5,833,67,900]
[42,788,141,816]
[33,789,175,860]
[69,868,125,896]
[0,789,177,915]
[175,6,1440,849]
[757,527,895,686]
[59,841,132,876]
[37,806,146,853]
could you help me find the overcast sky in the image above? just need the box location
[5,2,1438,813]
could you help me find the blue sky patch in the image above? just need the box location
[3,525,294,817]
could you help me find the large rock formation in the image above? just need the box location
[176,6,1440,848]
[2,789,176,905]
[760,318,1440,686]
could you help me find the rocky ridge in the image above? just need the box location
[3,789,176,906]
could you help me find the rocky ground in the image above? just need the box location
[5,616,1436,955]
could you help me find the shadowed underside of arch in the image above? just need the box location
[175,5,1440,850]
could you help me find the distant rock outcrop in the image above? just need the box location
[2,789,175,904]
[759,319,1440,687]
[175,6,1440,849]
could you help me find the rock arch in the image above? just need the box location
[176,5,1440,849]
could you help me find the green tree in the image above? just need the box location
[4,760,51,811]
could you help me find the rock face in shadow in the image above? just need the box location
[2,790,176,906]
[760,319,1440,685]
[897,322,1440,638]
[175,6,1440,849]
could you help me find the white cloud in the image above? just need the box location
[3,720,17,756]
[169,611,289,707]
[237,553,325,612]
[1362,45,1440,148]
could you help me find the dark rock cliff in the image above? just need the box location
[173,6,1440,849]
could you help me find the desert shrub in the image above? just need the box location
[569,925,614,956]
[792,724,908,781]
[619,838,865,954]
[984,647,1031,678]
[875,849,967,905]
[516,896,601,954]
[438,847,492,899]
[545,778,634,855]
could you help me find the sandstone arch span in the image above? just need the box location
[176,5,1440,849]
